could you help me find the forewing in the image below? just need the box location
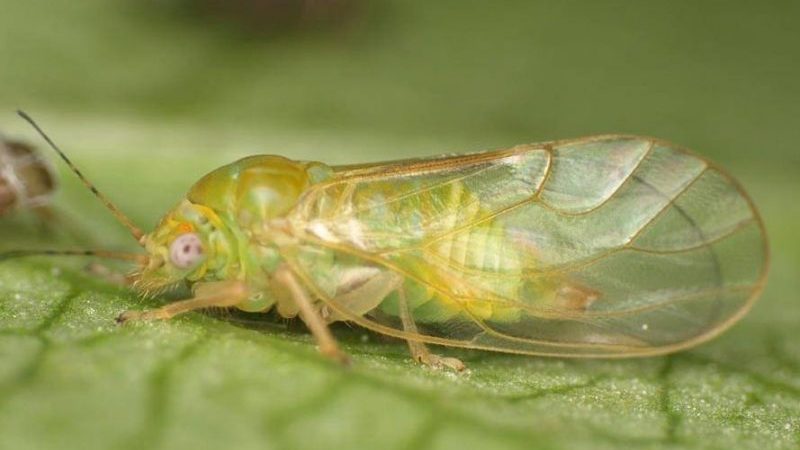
[287,136,768,357]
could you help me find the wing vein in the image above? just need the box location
[536,139,655,216]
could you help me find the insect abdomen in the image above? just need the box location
[298,158,548,323]
[380,180,528,323]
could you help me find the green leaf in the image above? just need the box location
[0,119,798,450]
[0,1,798,448]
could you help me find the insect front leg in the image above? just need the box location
[273,266,351,366]
[116,280,249,324]
[396,286,466,372]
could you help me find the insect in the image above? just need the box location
[7,111,768,371]
[0,133,94,245]
[0,135,57,218]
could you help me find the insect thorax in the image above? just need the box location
[187,155,333,229]
[173,155,335,312]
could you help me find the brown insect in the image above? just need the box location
[0,135,57,219]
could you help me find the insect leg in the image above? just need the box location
[116,280,248,323]
[274,266,351,366]
[397,286,465,372]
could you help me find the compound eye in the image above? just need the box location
[169,233,204,269]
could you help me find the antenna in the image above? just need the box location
[0,249,147,264]
[16,110,145,243]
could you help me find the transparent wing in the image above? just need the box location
[286,135,769,357]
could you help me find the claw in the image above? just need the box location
[115,310,136,325]
[416,353,466,372]
[115,309,168,325]
[320,345,352,367]
[433,355,466,372]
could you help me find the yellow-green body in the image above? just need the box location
[138,136,768,357]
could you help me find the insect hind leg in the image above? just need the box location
[317,268,464,371]
[397,286,465,372]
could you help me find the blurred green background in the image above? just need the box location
[0,1,798,450]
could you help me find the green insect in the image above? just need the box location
[7,111,768,371]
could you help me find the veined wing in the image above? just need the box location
[286,135,769,357]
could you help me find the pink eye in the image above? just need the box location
[169,233,205,269]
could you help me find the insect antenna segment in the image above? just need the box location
[16,110,145,244]
[0,249,146,263]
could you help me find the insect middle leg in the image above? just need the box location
[116,280,249,323]
[397,286,466,372]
